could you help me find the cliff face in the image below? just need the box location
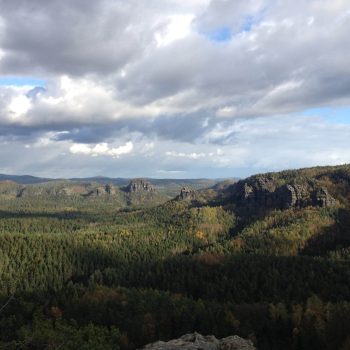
[126,179,155,193]
[140,333,255,350]
[179,187,197,200]
[87,184,116,196]
[230,175,336,215]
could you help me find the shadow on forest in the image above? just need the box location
[302,208,350,256]
[67,245,350,304]
[0,209,98,221]
[3,241,350,350]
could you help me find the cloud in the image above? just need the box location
[8,95,32,119]
[194,0,266,34]
[0,0,349,177]
[0,0,152,76]
[0,113,349,178]
[166,151,207,160]
[1,0,350,127]
[155,14,195,47]
[69,141,133,158]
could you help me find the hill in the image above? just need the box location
[0,177,226,209]
[0,174,52,184]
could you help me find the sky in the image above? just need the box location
[0,0,349,179]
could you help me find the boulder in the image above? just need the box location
[139,332,255,350]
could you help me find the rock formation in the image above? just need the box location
[179,187,197,200]
[139,332,255,350]
[126,179,154,193]
[231,175,337,215]
[87,184,116,196]
[312,187,337,208]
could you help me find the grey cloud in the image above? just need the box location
[0,0,153,76]
[1,114,349,179]
[53,111,214,144]
[1,0,350,119]
[0,0,349,177]
[26,87,46,101]
[116,5,350,119]
[194,0,267,33]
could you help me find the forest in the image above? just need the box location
[1,164,350,349]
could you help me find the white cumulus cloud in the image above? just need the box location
[166,151,208,159]
[70,141,133,158]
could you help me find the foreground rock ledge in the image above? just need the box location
[139,332,256,350]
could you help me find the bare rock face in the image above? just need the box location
[127,179,154,193]
[87,184,116,197]
[219,336,255,350]
[139,333,255,350]
[179,187,197,200]
[232,176,337,215]
[275,183,312,209]
[104,184,116,195]
[312,187,337,208]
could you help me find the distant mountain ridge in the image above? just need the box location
[0,173,231,187]
[0,174,235,208]
[0,174,53,184]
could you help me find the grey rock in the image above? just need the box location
[312,187,337,208]
[104,183,116,195]
[127,179,154,193]
[86,184,116,196]
[232,176,337,215]
[220,336,255,350]
[139,333,255,350]
[179,187,197,200]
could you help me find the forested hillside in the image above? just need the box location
[0,177,222,210]
[1,165,350,349]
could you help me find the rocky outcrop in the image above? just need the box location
[139,333,255,350]
[275,183,312,209]
[127,179,154,193]
[312,187,337,208]
[179,187,197,200]
[0,181,24,198]
[87,184,116,197]
[231,175,337,214]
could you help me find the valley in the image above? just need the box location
[1,165,350,349]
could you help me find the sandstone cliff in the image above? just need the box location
[126,179,155,193]
[86,184,116,196]
[228,175,337,216]
[178,187,197,200]
[139,333,255,350]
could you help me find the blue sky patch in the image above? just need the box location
[205,6,268,43]
[303,107,350,124]
[239,5,271,34]
[0,76,46,87]
[241,16,254,33]
[207,26,232,42]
